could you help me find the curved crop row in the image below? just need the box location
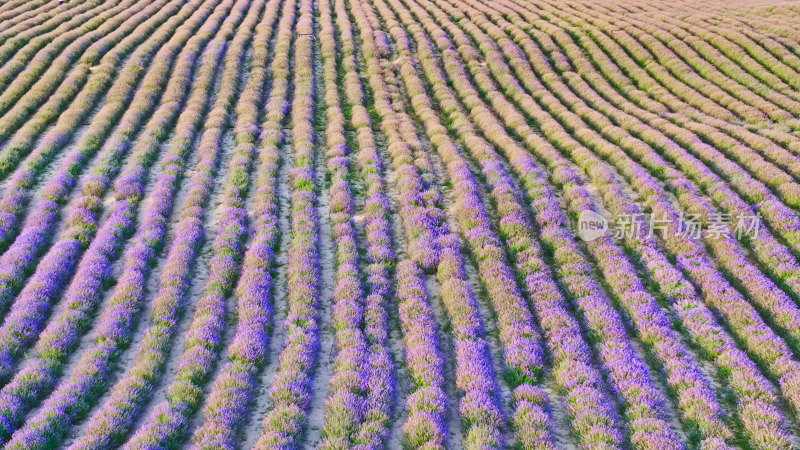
[0,0,216,321]
[0,1,241,447]
[332,0,396,444]
[0,0,236,384]
[123,0,298,447]
[0,0,167,146]
[0,0,230,435]
[489,0,800,397]
[316,0,377,445]
[353,1,512,446]
[184,0,289,446]
[1,0,799,447]
[0,0,54,26]
[456,0,797,444]
[0,0,192,251]
[0,0,110,71]
[406,0,800,444]
[250,1,326,446]
[62,3,268,450]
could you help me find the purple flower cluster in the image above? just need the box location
[0,0,80,45]
[0,0,220,439]
[2,0,800,447]
[356,3,510,446]
[384,0,692,447]
[385,16,564,450]
[376,19,624,448]
[0,0,212,323]
[0,0,115,108]
[316,0,375,446]
[183,0,287,446]
[523,0,800,257]
[483,161,621,447]
[395,260,447,448]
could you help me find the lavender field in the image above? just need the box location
[1,0,800,447]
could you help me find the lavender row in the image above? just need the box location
[316,0,373,445]
[0,0,199,314]
[494,0,795,386]
[472,0,797,440]
[405,15,639,446]
[663,9,800,94]
[0,0,44,20]
[0,0,108,95]
[412,0,728,445]
[251,2,323,446]
[377,2,628,447]
[530,0,800,254]
[491,0,800,343]
[387,1,694,447]
[337,0,451,445]
[333,0,396,443]
[349,2,455,448]
[0,0,233,386]
[688,12,800,94]
[124,0,297,446]
[69,40,236,450]
[395,260,448,448]
[451,0,800,349]
[0,0,60,18]
[183,0,290,446]
[345,1,440,275]
[503,8,800,301]
[0,0,162,151]
[0,32,234,446]
[0,0,79,45]
[350,1,505,445]
[0,0,133,130]
[582,6,767,124]
[552,0,798,306]
[0,2,239,447]
[381,6,568,449]
[406,0,744,442]
[444,0,800,438]
[614,11,800,123]
[639,10,800,163]
[0,0,60,38]
[0,0,215,433]
[416,0,789,444]
[0,0,189,244]
[609,8,800,124]
[0,0,109,87]
[65,1,271,448]
[358,2,511,445]
[0,0,107,56]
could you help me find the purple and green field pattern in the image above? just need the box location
[1,0,800,448]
